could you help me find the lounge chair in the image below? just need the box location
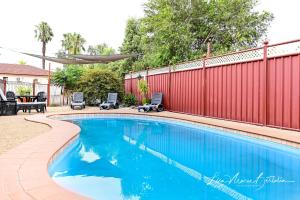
[100,93,119,110]
[0,89,17,115]
[71,92,85,110]
[138,92,164,112]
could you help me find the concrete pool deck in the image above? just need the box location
[1,107,300,199]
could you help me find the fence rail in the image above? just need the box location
[125,39,300,131]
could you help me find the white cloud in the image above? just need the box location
[257,0,300,43]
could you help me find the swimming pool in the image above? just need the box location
[49,115,300,200]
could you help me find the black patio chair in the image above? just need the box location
[0,89,17,115]
[36,91,47,111]
[6,91,16,101]
[138,92,164,112]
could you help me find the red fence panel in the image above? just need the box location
[148,73,170,109]
[124,39,300,131]
[268,54,300,130]
[124,79,131,94]
[169,68,204,115]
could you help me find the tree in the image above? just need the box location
[120,18,144,55]
[61,32,86,55]
[120,18,145,72]
[120,0,273,70]
[34,21,54,69]
[87,43,116,55]
[52,65,85,102]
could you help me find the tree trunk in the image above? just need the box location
[42,42,46,69]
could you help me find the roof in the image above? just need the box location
[0,63,49,76]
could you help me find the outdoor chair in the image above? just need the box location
[36,91,47,111]
[71,92,85,110]
[100,93,119,110]
[0,89,17,115]
[6,91,16,101]
[138,92,164,112]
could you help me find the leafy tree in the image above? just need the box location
[76,69,123,105]
[120,0,273,70]
[120,18,145,73]
[61,32,86,55]
[87,43,116,55]
[34,21,54,69]
[120,18,144,55]
[52,65,85,98]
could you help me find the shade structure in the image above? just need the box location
[23,53,102,64]
[22,53,137,64]
[70,54,137,62]
[0,46,137,64]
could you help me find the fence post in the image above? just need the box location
[263,41,269,126]
[146,67,149,81]
[146,67,149,99]
[202,57,207,116]
[32,80,36,96]
[47,63,51,106]
[168,65,172,110]
[129,71,132,94]
[3,79,7,95]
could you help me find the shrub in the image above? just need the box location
[123,93,137,106]
[76,69,123,105]
[16,86,32,95]
[143,98,151,105]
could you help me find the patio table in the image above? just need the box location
[16,95,38,103]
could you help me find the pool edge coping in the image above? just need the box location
[0,114,87,200]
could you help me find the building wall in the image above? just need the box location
[0,74,48,84]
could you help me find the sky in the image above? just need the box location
[0,0,299,70]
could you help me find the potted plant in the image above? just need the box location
[137,79,149,105]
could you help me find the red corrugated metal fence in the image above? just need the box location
[125,39,300,131]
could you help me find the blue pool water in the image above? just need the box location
[49,116,300,200]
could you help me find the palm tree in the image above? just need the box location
[61,32,86,55]
[34,22,54,69]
